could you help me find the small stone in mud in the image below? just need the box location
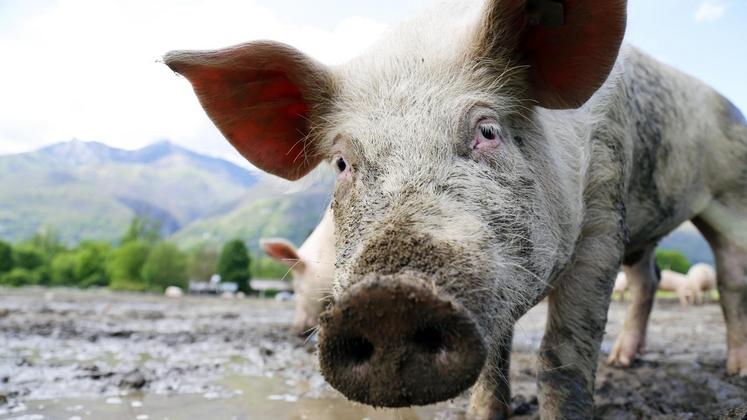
[120,370,147,390]
[0,308,10,318]
[718,403,747,420]
[0,394,7,406]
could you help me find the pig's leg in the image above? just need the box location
[607,244,659,367]
[694,210,747,376]
[537,230,622,417]
[467,328,513,420]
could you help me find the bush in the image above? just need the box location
[0,241,13,273]
[74,242,111,288]
[218,239,252,294]
[108,241,150,291]
[0,268,41,287]
[13,246,46,271]
[656,249,692,274]
[141,242,187,292]
[50,252,79,286]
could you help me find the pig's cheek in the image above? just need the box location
[472,142,501,165]
[333,172,354,199]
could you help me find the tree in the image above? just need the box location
[108,241,150,291]
[218,239,252,294]
[0,241,13,273]
[141,242,187,292]
[187,243,220,282]
[75,242,111,288]
[50,252,79,286]
[121,216,162,245]
[0,268,41,287]
[656,249,692,274]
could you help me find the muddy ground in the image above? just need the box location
[0,288,745,420]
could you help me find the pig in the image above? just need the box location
[613,267,705,306]
[260,209,335,336]
[688,263,717,298]
[164,0,747,417]
[659,269,701,306]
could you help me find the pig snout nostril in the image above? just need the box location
[412,327,447,354]
[339,336,374,365]
[318,278,487,408]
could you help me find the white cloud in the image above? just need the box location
[694,1,726,23]
[0,0,389,160]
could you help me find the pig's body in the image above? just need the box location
[166,0,747,417]
[261,209,335,335]
[689,263,717,293]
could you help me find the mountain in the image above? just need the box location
[0,140,259,243]
[173,189,332,252]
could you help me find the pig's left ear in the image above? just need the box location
[476,0,627,109]
[164,42,333,180]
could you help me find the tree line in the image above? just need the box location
[0,217,290,293]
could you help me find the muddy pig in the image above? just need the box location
[165,0,747,417]
[261,209,335,336]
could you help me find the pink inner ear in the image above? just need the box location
[165,42,330,181]
[262,241,302,268]
[191,69,314,179]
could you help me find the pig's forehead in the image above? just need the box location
[325,64,517,159]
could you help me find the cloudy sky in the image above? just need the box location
[0,0,745,163]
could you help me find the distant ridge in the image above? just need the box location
[0,139,261,243]
[36,140,257,187]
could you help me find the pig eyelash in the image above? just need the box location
[472,119,503,152]
[478,122,500,140]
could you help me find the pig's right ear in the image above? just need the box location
[261,238,305,271]
[164,42,333,180]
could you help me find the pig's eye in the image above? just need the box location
[473,119,502,151]
[335,156,348,173]
[478,123,499,140]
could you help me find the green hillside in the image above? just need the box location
[0,140,257,244]
[172,191,332,251]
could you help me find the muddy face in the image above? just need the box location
[316,51,578,406]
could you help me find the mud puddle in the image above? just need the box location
[1,288,745,419]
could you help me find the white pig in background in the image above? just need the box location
[613,264,716,306]
[166,0,747,416]
[688,263,717,299]
[261,209,335,336]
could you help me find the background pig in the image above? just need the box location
[660,269,702,306]
[166,0,747,417]
[261,209,334,336]
[613,266,707,306]
[688,263,717,298]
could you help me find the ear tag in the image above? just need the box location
[526,0,565,27]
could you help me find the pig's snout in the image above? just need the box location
[318,277,486,407]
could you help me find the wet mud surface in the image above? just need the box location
[0,288,745,419]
